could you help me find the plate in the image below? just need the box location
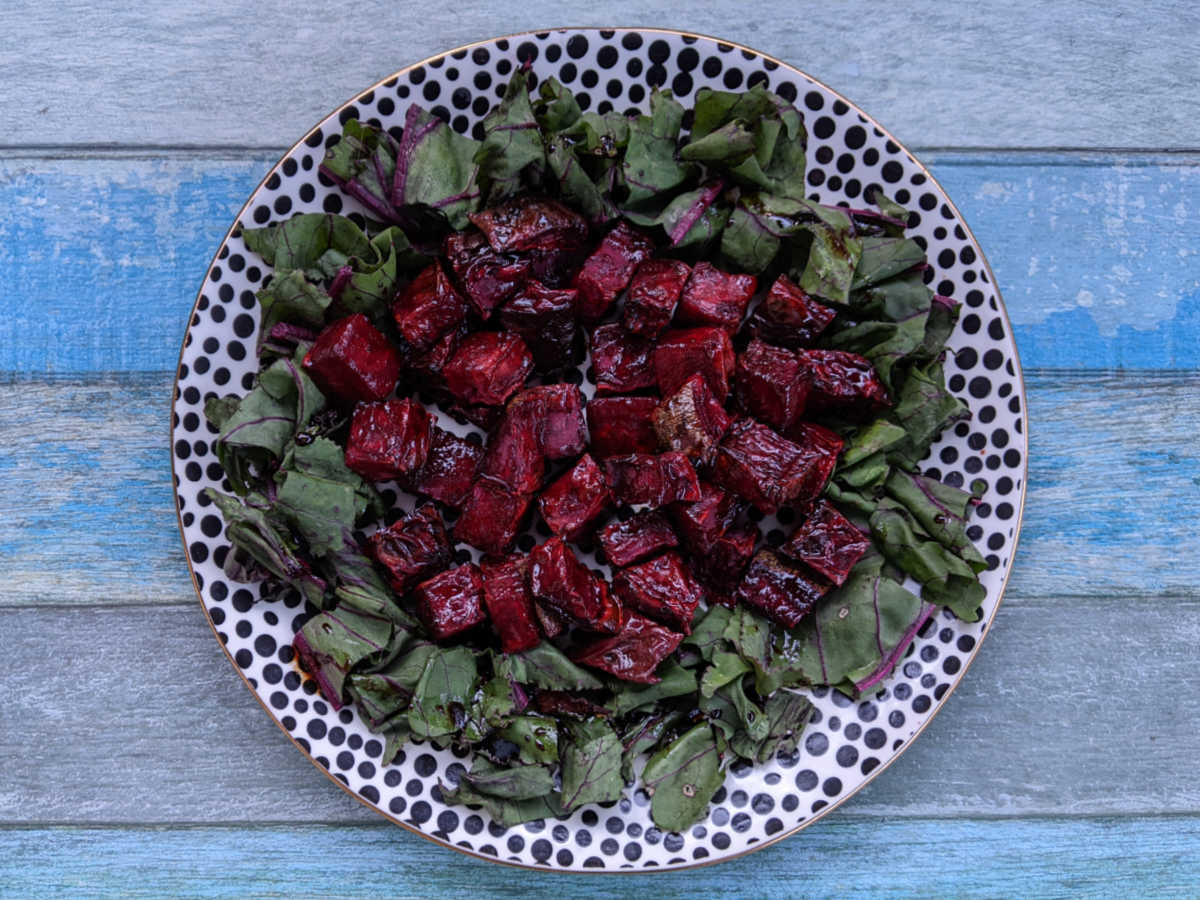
[171,28,1027,872]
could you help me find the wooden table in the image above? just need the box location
[3,4,1198,896]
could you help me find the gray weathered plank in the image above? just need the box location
[4,3,1199,151]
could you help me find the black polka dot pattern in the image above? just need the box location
[171,28,1025,873]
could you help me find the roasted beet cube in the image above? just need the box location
[586,396,660,457]
[480,408,545,494]
[533,600,569,639]
[734,339,809,432]
[454,479,532,555]
[301,313,401,405]
[405,427,483,507]
[413,564,488,641]
[526,245,588,289]
[652,373,731,465]
[344,399,433,481]
[442,332,534,408]
[598,510,680,568]
[670,481,744,555]
[621,258,691,338]
[675,262,757,333]
[498,280,578,371]
[409,321,465,376]
[589,324,657,395]
[368,502,452,593]
[780,499,869,586]
[392,262,469,351]
[529,538,622,633]
[538,454,612,541]
[508,384,588,460]
[480,555,541,653]
[469,196,588,253]
[692,522,760,598]
[748,275,837,348]
[794,350,891,419]
[735,549,829,628]
[442,229,531,317]
[613,552,705,634]
[574,221,656,320]
[601,452,702,508]
[786,422,845,502]
[712,418,828,514]
[571,613,684,684]
[654,327,736,403]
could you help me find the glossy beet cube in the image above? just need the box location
[508,384,588,460]
[538,454,612,542]
[712,417,825,514]
[469,196,588,253]
[786,422,845,502]
[409,321,465,376]
[586,396,660,458]
[598,510,680,568]
[368,502,452,593]
[453,479,533,555]
[675,262,758,333]
[405,427,483,508]
[442,331,534,408]
[498,280,578,371]
[480,407,545,494]
[529,538,622,634]
[780,499,869,586]
[654,327,736,403]
[748,275,837,348]
[589,324,657,395]
[526,245,588,289]
[392,262,469,351]
[413,563,488,641]
[653,373,731,466]
[345,399,433,482]
[692,522,760,599]
[480,555,541,653]
[621,258,691,338]
[601,452,702,508]
[573,221,656,320]
[670,481,744,555]
[613,552,705,634]
[794,350,891,419]
[302,313,401,405]
[735,549,829,628]
[734,339,809,432]
[571,613,684,684]
[442,229,531,317]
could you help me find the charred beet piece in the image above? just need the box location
[345,398,433,482]
[302,313,401,405]
[670,481,744,555]
[692,522,760,599]
[368,502,452,593]
[654,327,736,403]
[413,563,488,641]
[526,246,588,289]
[794,349,891,419]
[780,499,869,586]
[735,549,829,628]
[508,384,588,460]
[454,479,533,555]
[480,406,545,494]
[529,538,622,634]
[586,396,660,458]
[652,372,730,466]
[589,324,657,395]
[713,417,828,514]
[405,427,483,508]
[533,600,569,639]
[748,275,837,348]
[469,196,588,253]
[534,691,611,719]
[613,552,705,634]
[573,221,656,321]
[675,262,758,333]
[497,280,577,371]
[409,321,465,377]
[601,452,702,508]
[442,332,534,408]
[572,613,684,684]
[392,262,469,352]
[621,258,691,338]
[598,510,680,568]
[787,422,845,502]
[734,339,809,432]
[442,228,531,317]
[480,555,541,653]
[538,454,612,542]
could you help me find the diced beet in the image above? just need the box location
[469,196,588,253]
[571,613,684,683]
[794,349,891,419]
[670,481,744,555]
[786,422,844,502]
[442,332,534,407]
[734,339,809,432]
[534,691,611,719]
[612,552,704,634]
[573,221,656,320]
[654,327,736,403]
[589,324,657,395]
[480,555,542,653]
[735,549,829,628]
[392,262,469,351]
[652,372,730,466]
[538,454,612,542]
[692,522,759,599]
[344,398,433,482]
[508,384,588,460]
[480,407,545,494]
[748,275,837,348]
[413,564,488,641]
[526,246,588,289]
[498,280,578,371]
[533,599,569,639]
[405,427,483,507]
[301,313,401,405]
[674,262,757,333]
[586,396,660,457]
[368,502,452,593]
[598,510,680,568]
[409,321,465,376]
[621,258,691,338]
[712,417,827,513]
[442,229,531,317]
[454,479,532,555]
[601,452,702,508]
[780,499,869,586]
[528,538,622,634]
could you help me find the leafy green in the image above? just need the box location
[347,641,435,730]
[840,420,909,467]
[729,690,812,763]
[560,719,624,811]
[888,360,971,467]
[440,766,567,826]
[683,604,735,663]
[476,70,547,201]
[642,723,725,832]
[796,213,864,306]
[699,650,752,698]
[607,660,697,716]
[408,647,478,739]
[619,710,686,781]
[885,470,987,572]
[242,212,372,271]
[851,235,926,290]
[294,605,397,703]
[495,642,604,691]
[497,715,559,766]
[455,757,556,801]
[274,438,372,557]
[621,90,692,208]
